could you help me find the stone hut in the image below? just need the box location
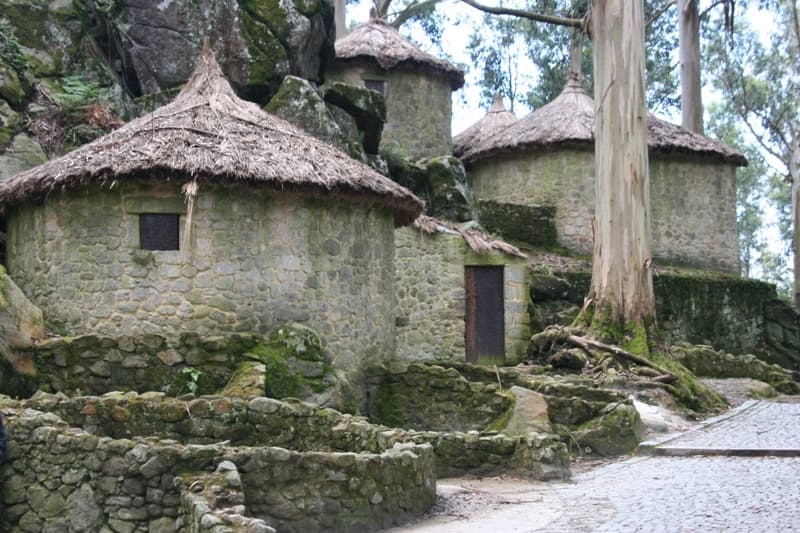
[395,215,530,364]
[328,16,465,159]
[459,78,748,273]
[453,94,517,158]
[0,47,423,373]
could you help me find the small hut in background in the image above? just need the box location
[453,94,517,158]
[459,78,747,273]
[328,15,465,159]
[0,47,423,374]
[395,216,530,365]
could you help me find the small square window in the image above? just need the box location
[364,79,385,94]
[140,214,180,250]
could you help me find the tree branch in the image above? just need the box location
[458,0,585,30]
[389,0,443,27]
[699,0,725,20]
[647,0,676,28]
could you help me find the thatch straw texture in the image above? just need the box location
[412,215,526,258]
[0,47,424,226]
[335,18,465,90]
[453,94,517,158]
[460,79,747,166]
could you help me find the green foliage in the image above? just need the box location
[704,3,799,296]
[162,366,204,396]
[0,18,26,74]
[465,0,678,114]
[52,76,103,112]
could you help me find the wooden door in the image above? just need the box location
[465,266,505,364]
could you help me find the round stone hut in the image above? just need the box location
[459,78,748,273]
[453,94,517,158]
[328,15,465,159]
[0,47,423,372]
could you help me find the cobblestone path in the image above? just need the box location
[394,400,800,532]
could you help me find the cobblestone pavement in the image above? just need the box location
[394,399,800,532]
[647,399,800,455]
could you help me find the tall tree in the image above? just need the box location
[589,0,655,333]
[706,0,800,302]
[461,0,656,344]
[679,0,703,132]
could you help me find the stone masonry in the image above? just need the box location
[1,394,437,532]
[326,67,454,159]
[394,226,530,364]
[468,149,740,273]
[5,181,397,374]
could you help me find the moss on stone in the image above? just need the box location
[573,403,642,456]
[245,324,333,400]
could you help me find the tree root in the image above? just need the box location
[567,335,678,383]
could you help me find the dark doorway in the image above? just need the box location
[465,266,505,364]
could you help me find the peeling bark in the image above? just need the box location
[588,0,656,330]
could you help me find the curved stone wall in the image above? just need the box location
[5,182,397,370]
[327,65,454,159]
[1,400,436,532]
[468,149,739,273]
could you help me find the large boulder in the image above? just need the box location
[81,0,335,103]
[0,267,46,373]
[264,75,364,159]
[323,82,385,154]
[384,152,473,221]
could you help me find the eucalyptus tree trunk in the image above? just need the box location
[588,0,656,339]
[334,0,347,39]
[568,27,582,81]
[791,136,800,305]
[679,0,703,133]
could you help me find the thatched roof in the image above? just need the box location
[453,94,517,158]
[335,18,465,90]
[0,47,424,226]
[411,215,526,258]
[460,78,747,166]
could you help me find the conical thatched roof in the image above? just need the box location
[335,17,465,90]
[411,215,526,258]
[0,47,424,226]
[460,79,747,166]
[453,94,517,158]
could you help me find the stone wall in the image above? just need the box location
[8,333,260,397]
[366,363,513,431]
[5,181,397,376]
[1,396,436,532]
[530,271,784,360]
[394,226,530,364]
[326,66,453,159]
[467,149,740,273]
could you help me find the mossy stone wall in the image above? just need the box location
[468,149,739,272]
[327,64,453,159]
[6,182,397,375]
[2,402,435,532]
[531,271,777,357]
[394,226,530,364]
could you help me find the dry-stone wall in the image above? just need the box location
[11,333,261,397]
[1,395,436,532]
